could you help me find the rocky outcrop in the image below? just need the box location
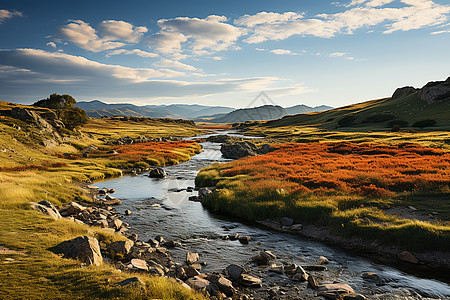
[220,141,275,159]
[418,77,450,104]
[391,86,418,99]
[51,236,103,266]
[29,201,62,220]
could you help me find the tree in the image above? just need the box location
[33,93,88,129]
[33,93,76,109]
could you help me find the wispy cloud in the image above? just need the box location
[236,0,450,43]
[0,9,23,24]
[270,49,297,55]
[106,49,158,58]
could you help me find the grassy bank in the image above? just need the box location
[0,112,205,299]
[196,142,450,252]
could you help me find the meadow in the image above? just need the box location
[197,141,450,251]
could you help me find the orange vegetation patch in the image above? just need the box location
[112,140,201,166]
[197,124,232,130]
[220,142,450,198]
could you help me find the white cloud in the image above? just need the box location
[98,20,148,43]
[107,49,158,58]
[153,58,198,71]
[0,48,303,102]
[54,19,147,52]
[330,52,346,57]
[431,29,450,34]
[212,56,223,60]
[46,42,57,48]
[148,15,243,56]
[270,49,295,55]
[0,9,22,23]
[237,1,450,43]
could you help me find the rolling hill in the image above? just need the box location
[211,105,287,123]
[263,77,450,130]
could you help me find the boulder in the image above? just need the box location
[291,265,308,282]
[308,274,318,290]
[109,219,123,231]
[225,264,245,281]
[239,274,262,288]
[104,195,122,206]
[198,187,215,197]
[108,240,134,255]
[216,276,236,296]
[59,202,86,217]
[418,77,450,104]
[318,283,365,300]
[51,236,102,266]
[30,202,61,220]
[304,265,327,271]
[280,217,294,227]
[185,276,210,291]
[125,210,131,215]
[147,260,165,276]
[317,256,329,265]
[362,272,382,283]
[186,252,199,265]
[290,224,303,231]
[149,168,166,178]
[129,258,148,271]
[220,141,258,159]
[252,250,276,266]
[183,265,200,278]
[238,236,251,244]
[399,251,419,264]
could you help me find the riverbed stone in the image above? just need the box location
[290,224,303,231]
[125,210,131,215]
[399,251,419,264]
[129,258,148,271]
[225,264,245,281]
[186,276,210,291]
[317,283,366,300]
[59,202,86,216]
[304,265,327,271]
[252,250,276,266]
[239,274,262,288]
[280,217,294,227]
[51,236,102,266]
[308,275,318,289]
[184,265,200,278]
[186,252,199,265]
[238,236,251,244]
[317,256,329,264]
[108,240,134,255]
[149,168,166,178]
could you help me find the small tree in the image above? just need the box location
[33,93,88,129]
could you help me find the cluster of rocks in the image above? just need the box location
[220,141,275,159]
[206,135,243,144]
[102,135,183,146]
[392,76,450,104]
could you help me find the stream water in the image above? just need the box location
[99,131,450,299]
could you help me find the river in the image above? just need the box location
[99,131,450,299]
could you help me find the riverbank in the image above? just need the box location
[0,109,206,299]
[195,140,450,277]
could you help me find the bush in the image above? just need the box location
[33,93,76,109]
[362,114,395,123]
[338,115,356,127]
[388,119,409,128]
[413,119,437,128]
[59,107,89,129]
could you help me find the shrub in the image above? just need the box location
[33,93,76,109]
[413,119,437,128]
[59,107,89,129]
[338,115,356,127]
[388,119,409,128]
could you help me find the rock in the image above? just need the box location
[304,265,327,271]
[128,233,138,242]
[225,264,245,281]
[125,210,131,215]
[317,283,366,300]
[104,195,122,206]
[239,274,262,288]
[198,187,215,197]
[317,256,329,265]
[184,265,200,278]
[308,275,318,290]
[290,224,303,231]
[268,265,284,274]
[186,252,199,265]
[418,77,450,104]
[391,86,418,99]
[59,202,86,217]
[154,235,165,243]
[216,276,236,296]
[163,240,182,248]
[185,276,210,291]
[362,272,382,283]
[220,141,259,159]
[149,168,166,178]
[399,251,419,264]
[147,260,165,276]
[51,236,102,266]
[229,233,239,241]
[238,236,251,244]
[129,258,148,271]
[252,250,276,266]
[109,219,123,230]
[108,240,134,255]
[116,277,145,287]
[29,202,61,220]
[280,217,294,227]
[107,188,115,194]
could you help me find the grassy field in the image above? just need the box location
[197,141,450,251]
[0,106,205,299]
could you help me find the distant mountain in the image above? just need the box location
[285,104,333,115]
[75,101,235,119]
[211,105,287,123]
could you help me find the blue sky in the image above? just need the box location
[0,0,449,108]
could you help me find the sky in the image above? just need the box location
[0,0,449,108]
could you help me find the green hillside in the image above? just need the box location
[265,90,450,131]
